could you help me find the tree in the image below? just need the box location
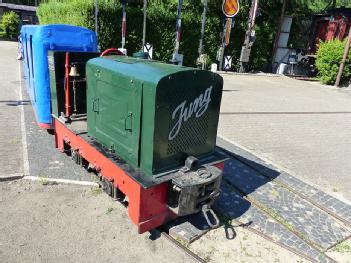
[1,11,20,39]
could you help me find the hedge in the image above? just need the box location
[316,40,351,85]
[37,0,283,69]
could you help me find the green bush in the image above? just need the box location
[37,0,284,69]
[316,40,351,85]
[1,11,20,39]
[37,0,223,67]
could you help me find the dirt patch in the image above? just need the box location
[0,180,194,263]
[189,224,309,263]
[1,179,349,263]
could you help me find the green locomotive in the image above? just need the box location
[49,51,225,233]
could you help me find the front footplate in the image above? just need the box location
[168,157,222,227]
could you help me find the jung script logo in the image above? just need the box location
[168,86,213,141]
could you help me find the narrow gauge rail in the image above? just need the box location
[221,146,351,228]
[159,231,206,263]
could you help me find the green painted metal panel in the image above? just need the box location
[86,56,223,176]
[142,70,223,174]
[87,61,143,167]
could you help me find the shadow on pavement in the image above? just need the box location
[0,100,31,106]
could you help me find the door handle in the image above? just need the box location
[93,98,99,112]
[125,112,132,132]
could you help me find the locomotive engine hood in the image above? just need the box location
[86,56,223,176]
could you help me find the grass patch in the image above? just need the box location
[203,254,211,262]
[90,174,100,183]
[174,236,190,248]
[334,241,351,253]
[215,210,232,227]
[90,188,103,196]
[105,207,114,214]
[39,177,49,186]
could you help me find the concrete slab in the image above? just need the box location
[0,180,195,263]
[0,41,24,176]
[217,137,351,227]
[218,73,351,202]
[20,70,95,182]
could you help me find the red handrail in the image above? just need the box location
[64,52,70,117]
[100,48,124,57]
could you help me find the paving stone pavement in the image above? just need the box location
[217,137,351,226]
[0,41,91,182]
[222,156,351,250]
[216,183,335,263]
[218,73,351,202]
[21,81,94,181]
[168,145,350,261]
[0,41,24,176]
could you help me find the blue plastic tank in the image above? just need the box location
[20,24,98,128]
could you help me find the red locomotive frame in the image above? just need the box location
[54,118,224,233]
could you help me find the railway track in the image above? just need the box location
[149,140,351,263]
[214,137,351,262]
[218,141,351,229]
[229,153,351,228]
[158,230,206,263]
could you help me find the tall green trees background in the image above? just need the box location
[36,0,350,70]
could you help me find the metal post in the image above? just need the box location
[272,0,288,67]
[142,0,147,49]
[95,0,98,40]
[64,53,71,118]
[218,19,228,71]
[174,0,183,56]
[239,0,259,72]
[121,0,127,50]
[198,0,207,58]
[335,26,351,87]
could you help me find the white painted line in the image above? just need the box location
[18,61,30,176]
[23,176,99,187]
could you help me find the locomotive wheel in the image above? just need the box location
[114,187,126,203]
[101,178,113,196]
[99,177,126,204]
[71,149,80,165]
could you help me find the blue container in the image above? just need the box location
[20,24,98,128]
